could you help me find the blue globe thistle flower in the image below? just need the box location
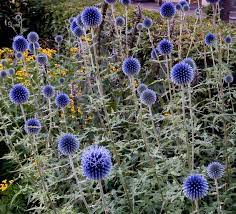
[179,0,188,7]
[151,48,159,59]
[55,93,70,108]
[9,84,30,105]
[136,23,143,31]
[59,78,65,84]
[15,52,23,60]
[170,62,194,85]
[27,32,39,43]
[115,16,125,27]
[28,42,40,53]
[1,59,7,66]
[143,17,153,29]
[81,6,102,28]
[12,35,28,52]
[140,88,157,106]
[76,14,84,27]
[137,84,147,96]
[36,54,48,66]
[183,4,190,12]
[70,19,78,32]
[183,174,209,201]
[122,57,141,76]
[205,33,216,46]
[58,133,80,156]
[42,85,55,98]
[224,35,232,44]
[24,118,41,135]
[0,70,7,78]
[8,68,15,76]
[176,3,182,11]
[69,17,75,24]
[160,2,176,19]
[105,0,116,4]
[207,162,225,180]
[158,39,173,55]
[182,58,197,70]
[206,0,219,4]
[120,0,131,6]
[81,145,112,180]
[224,74,234,83]
[55,35,63,43]
[72,26,84,37]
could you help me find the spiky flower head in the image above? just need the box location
[120,0,131,6]
[42,85,55,98]
[122,57,141,76]
[207,161,224,180]
[183,4,190,11]
[206,0,219,4]
[182,58,197,70]
[160,2,176,18]
[115,16,125,27]
[8,68,15,76]
[69,17,75,24]
[105,0,116,4]
[59,78,65,84]
[224,35,232,44]
[28,42,40,53]
[15,52,23,60]
[12,36,28,52]
[205,33,216,46]
[9,84,30,105]
[1,59,7,66]
[81,145,112,180]
[224,74,234,84]
[72,26,84,38]
[24,118,41,135]
[55,93,70,108]
[76,14,84,27]
[27,32,39,43]
[70,19,78,32]
[81,6,102,28]
[36,53,48,66]
[151,48,159,59]
[143,17,153,29]
[170,62,194,85]
[0,70,7,78]
[158,39,173,55]
[183,174,209,201]
[179,0,188,7]
[58,133,80,156]
[136,23,143,31]
[137,83,147,96]
[140,88,157,106]
[55,35,63,43]
[176,3,182,11]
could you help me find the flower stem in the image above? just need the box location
[195,200,200,214]
[98,180,108,214]
[20,104,26,123]
[125,6,128,55]
[215,179,222,214]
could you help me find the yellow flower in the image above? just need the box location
[2,179,7,184]
[70,47,79,54]
[163,112,171,116]
[0,183,8,191]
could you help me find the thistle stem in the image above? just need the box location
[195,200,200,214]
[98,180,108,214]
[125,6,128,55]
[20,104,26,122]
[215,179,222,214]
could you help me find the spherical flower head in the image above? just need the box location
[1,59,7,67]
[143,17,153,29]
[224,35,232,44]
[115,16,125,27]
[137,83,147,96]
[160,2,176,19]
[76,14,84,27]
[55,93,70,108]
[55,35,63,43]
[42,85,55,98]
[105,0,116,4]
[224,74,234,84]
[205,33,216,46]
[70,19,78,31]
[151,48,159,59]
[179,0,188,7]
[15,52,23,60]
[170,62,194,85]
[120,0,131,6]
[27,32,39,43]
[36,53,48,66]
[81,145,112,180]
[158,39,173,55]
[0,70,7,78]
[183,4,190,12]
[24,118,41,135]
[12,35,28,52]
[59,78,65,84]
[9,84,30,105]
[122,57,141,76]
[183,174,209,201]
[182,58,197,70]
[58,133,80,155]
[28,42,40,53]
[72,26,84,38]
[206,0,219,4]
[81,6,102,28]
[136,23,143,31]
[140,88,157,106]
[207,161,224,180]
[176,3,182,11]
[8,68,15,76]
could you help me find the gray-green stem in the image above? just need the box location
[98,180,108,214]
[215,179,222,214]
